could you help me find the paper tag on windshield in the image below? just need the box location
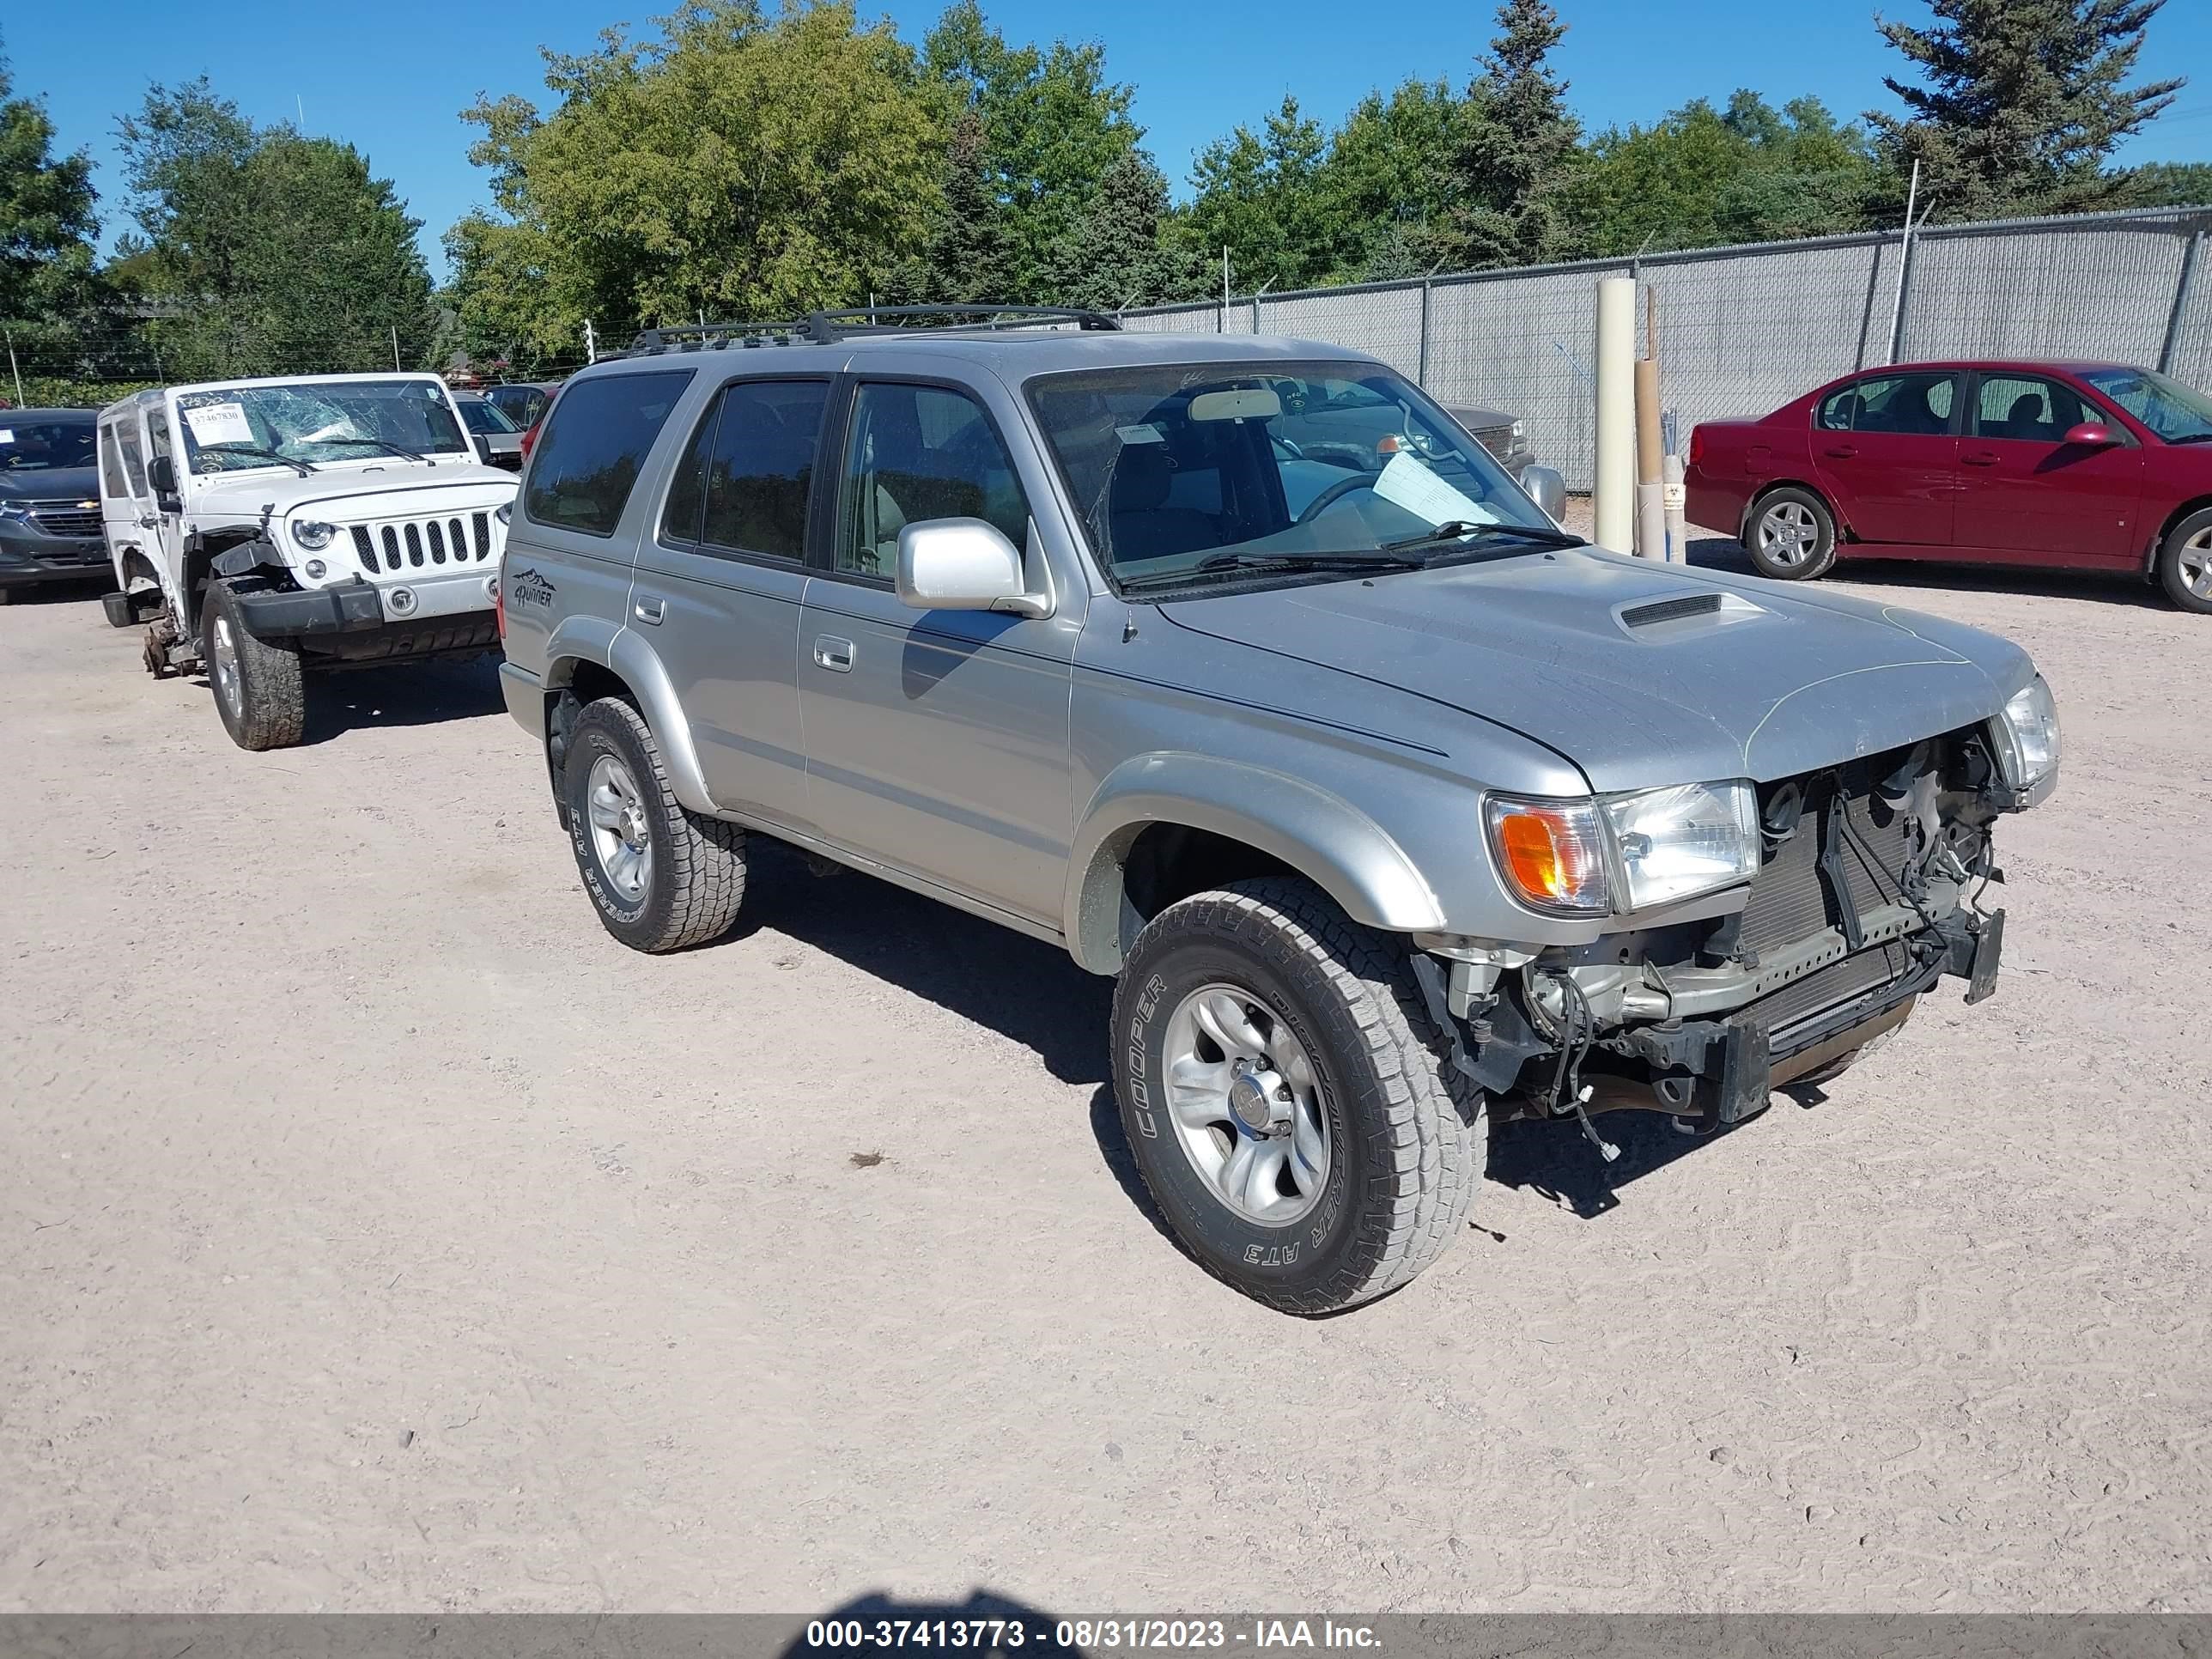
[1371,450,1496,527]
[1115,423,1164,446]
[183,403,254,447]
[0,430,13,445]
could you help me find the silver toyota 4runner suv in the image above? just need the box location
[497,307,2057,1315]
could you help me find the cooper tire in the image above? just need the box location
[562,696,746,953]
[2154,507,2212,614]
[1745,485,1838,580]
[1110,878,1483,1315]
[202,581,306,750]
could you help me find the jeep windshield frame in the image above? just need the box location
[1023,358,1565,597]
[174,380,471,477]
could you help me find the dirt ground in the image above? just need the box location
[2,529,2208,1617]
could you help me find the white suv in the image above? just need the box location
[96,373,519,749]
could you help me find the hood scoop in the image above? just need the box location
[1614,587,1765,641]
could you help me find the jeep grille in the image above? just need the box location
[349,512,497,575]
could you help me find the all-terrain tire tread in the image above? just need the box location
[574,696,745,952]
[206,582,307,750]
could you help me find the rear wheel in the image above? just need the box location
[202,581,306,750]
[2155,507,2212,614]
[1111,878,1482,1315]
[1746,486,1838,580]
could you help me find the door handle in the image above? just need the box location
[633,596,665,624]
[1961,451,1999,467]
[812,635,854,672]
[138,514,159,528]
[1822,444,1858,459]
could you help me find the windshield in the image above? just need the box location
[174,380,471,474]
[459,398,518,436]
[0,418,97,473]
[2079,367,2212,443]
[1025,362,1560,590]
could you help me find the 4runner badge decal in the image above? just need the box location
[507,568,556,609]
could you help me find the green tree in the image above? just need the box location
[1184,94,1331,292]
[1868,0,2185,218]
[882,108,1019,306]
[1043,149,1195,310]
[0,40,100,328]
[454,0,945,337]
[1313,80,1466,281]
[117,78,435,377]
[918,0,1141,299]
[2123,160,2212,206]
[1452,0,1583,266]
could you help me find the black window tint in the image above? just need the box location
[662,395,717,545]
[523,370,695,538]
[702,380,830,561]
[837,384,1029,578]
[1972,374,2090,442]
[1844,373,1956,435]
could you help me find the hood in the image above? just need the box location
[1158,548,2033,793]
[191,459,517,523]
[0,465,100,504]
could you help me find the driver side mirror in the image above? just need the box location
[1522,465,1567,521]
[896,518,1052,618]
[147,453,182,512]
[2062,422,2117,447]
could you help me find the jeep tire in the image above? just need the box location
[203,580,307,750]
[562,696,747,953]
[1110,878,1482,1314]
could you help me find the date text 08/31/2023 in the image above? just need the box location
[803,1618,1382,1650]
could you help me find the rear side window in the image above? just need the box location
[100,425,128,497]
[1816,373,1957,435]
[524,369,696,538]
[662,380,830,561]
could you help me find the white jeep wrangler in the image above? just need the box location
[95,374,519,750]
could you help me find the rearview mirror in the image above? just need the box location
[2062,422,2117,447]
[897,518,1051,617]
[1522,465,1566,521]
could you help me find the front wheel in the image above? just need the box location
[202,581,306,750]
[2155,507,2212,614]
[1111,878,1482,1315]
[1746,486,1838,580]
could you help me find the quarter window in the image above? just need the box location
[524,369,696,538]
[1817,373,1957,435]
[836,384,1030,579]
[663,380,830,561]
[1972,374,2092,443]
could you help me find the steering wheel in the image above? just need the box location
[1295,474,1378,525]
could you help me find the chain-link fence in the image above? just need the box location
[1121,205,2212,490]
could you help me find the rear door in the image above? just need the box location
[1808,369,1963,549]
[631,374,827,830]
[1950,370,2145,566]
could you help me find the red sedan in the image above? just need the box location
[1686,360,2212,612]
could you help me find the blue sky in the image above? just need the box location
[10,0,2211,277]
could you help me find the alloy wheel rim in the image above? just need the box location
[1758,501,1818,568]
[585,754,654,902]
[2182,528,2212,600]
[1159,981,1331,1225]
[210,616,242,714]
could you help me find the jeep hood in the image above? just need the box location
[191,460,517,523]
[1158,549,2034,793]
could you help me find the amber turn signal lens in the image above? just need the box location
[1484,797,1610,915]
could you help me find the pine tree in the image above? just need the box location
[1042,149,1194,310]
[1451,0,1582,266]
[885,108,1018,305]
[1868,0,2185,219]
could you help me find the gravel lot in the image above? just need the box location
[2,531,2207,1616]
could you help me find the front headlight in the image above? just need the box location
[0,501,29,521]
[1987,676,2059,800]
[1602,781,1760,910]
[292,519,336,550]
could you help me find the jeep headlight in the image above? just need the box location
[291,519,336,550]
[1489,780,1759,917]
[1987,675,2060,801]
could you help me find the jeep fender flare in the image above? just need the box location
[543,615,720,816]
[1064,752,1445,974]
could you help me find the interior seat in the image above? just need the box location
[1108,445,1221,563]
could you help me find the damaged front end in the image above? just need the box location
[1423,698,2051,1149]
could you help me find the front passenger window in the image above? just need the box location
[836,384,1030,579]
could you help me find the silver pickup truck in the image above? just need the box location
[495,307,2057,1314]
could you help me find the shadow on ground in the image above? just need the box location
[1684,532,2166,608]
[283,654,508,744]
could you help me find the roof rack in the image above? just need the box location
[626,303,1122,355]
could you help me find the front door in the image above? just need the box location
[798,379,1078,928]
[1950,371,2146,566]
[1809,369,1963,550]
[632,375,827,830]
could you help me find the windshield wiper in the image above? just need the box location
[199,443,316,477]
[1122,550,1430,591]
[315,435,428,462]
[1382,520,1586,553]
[2167,432,2212,445]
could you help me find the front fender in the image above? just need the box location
[544,616,719,817]
[1064,752,1444,974]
